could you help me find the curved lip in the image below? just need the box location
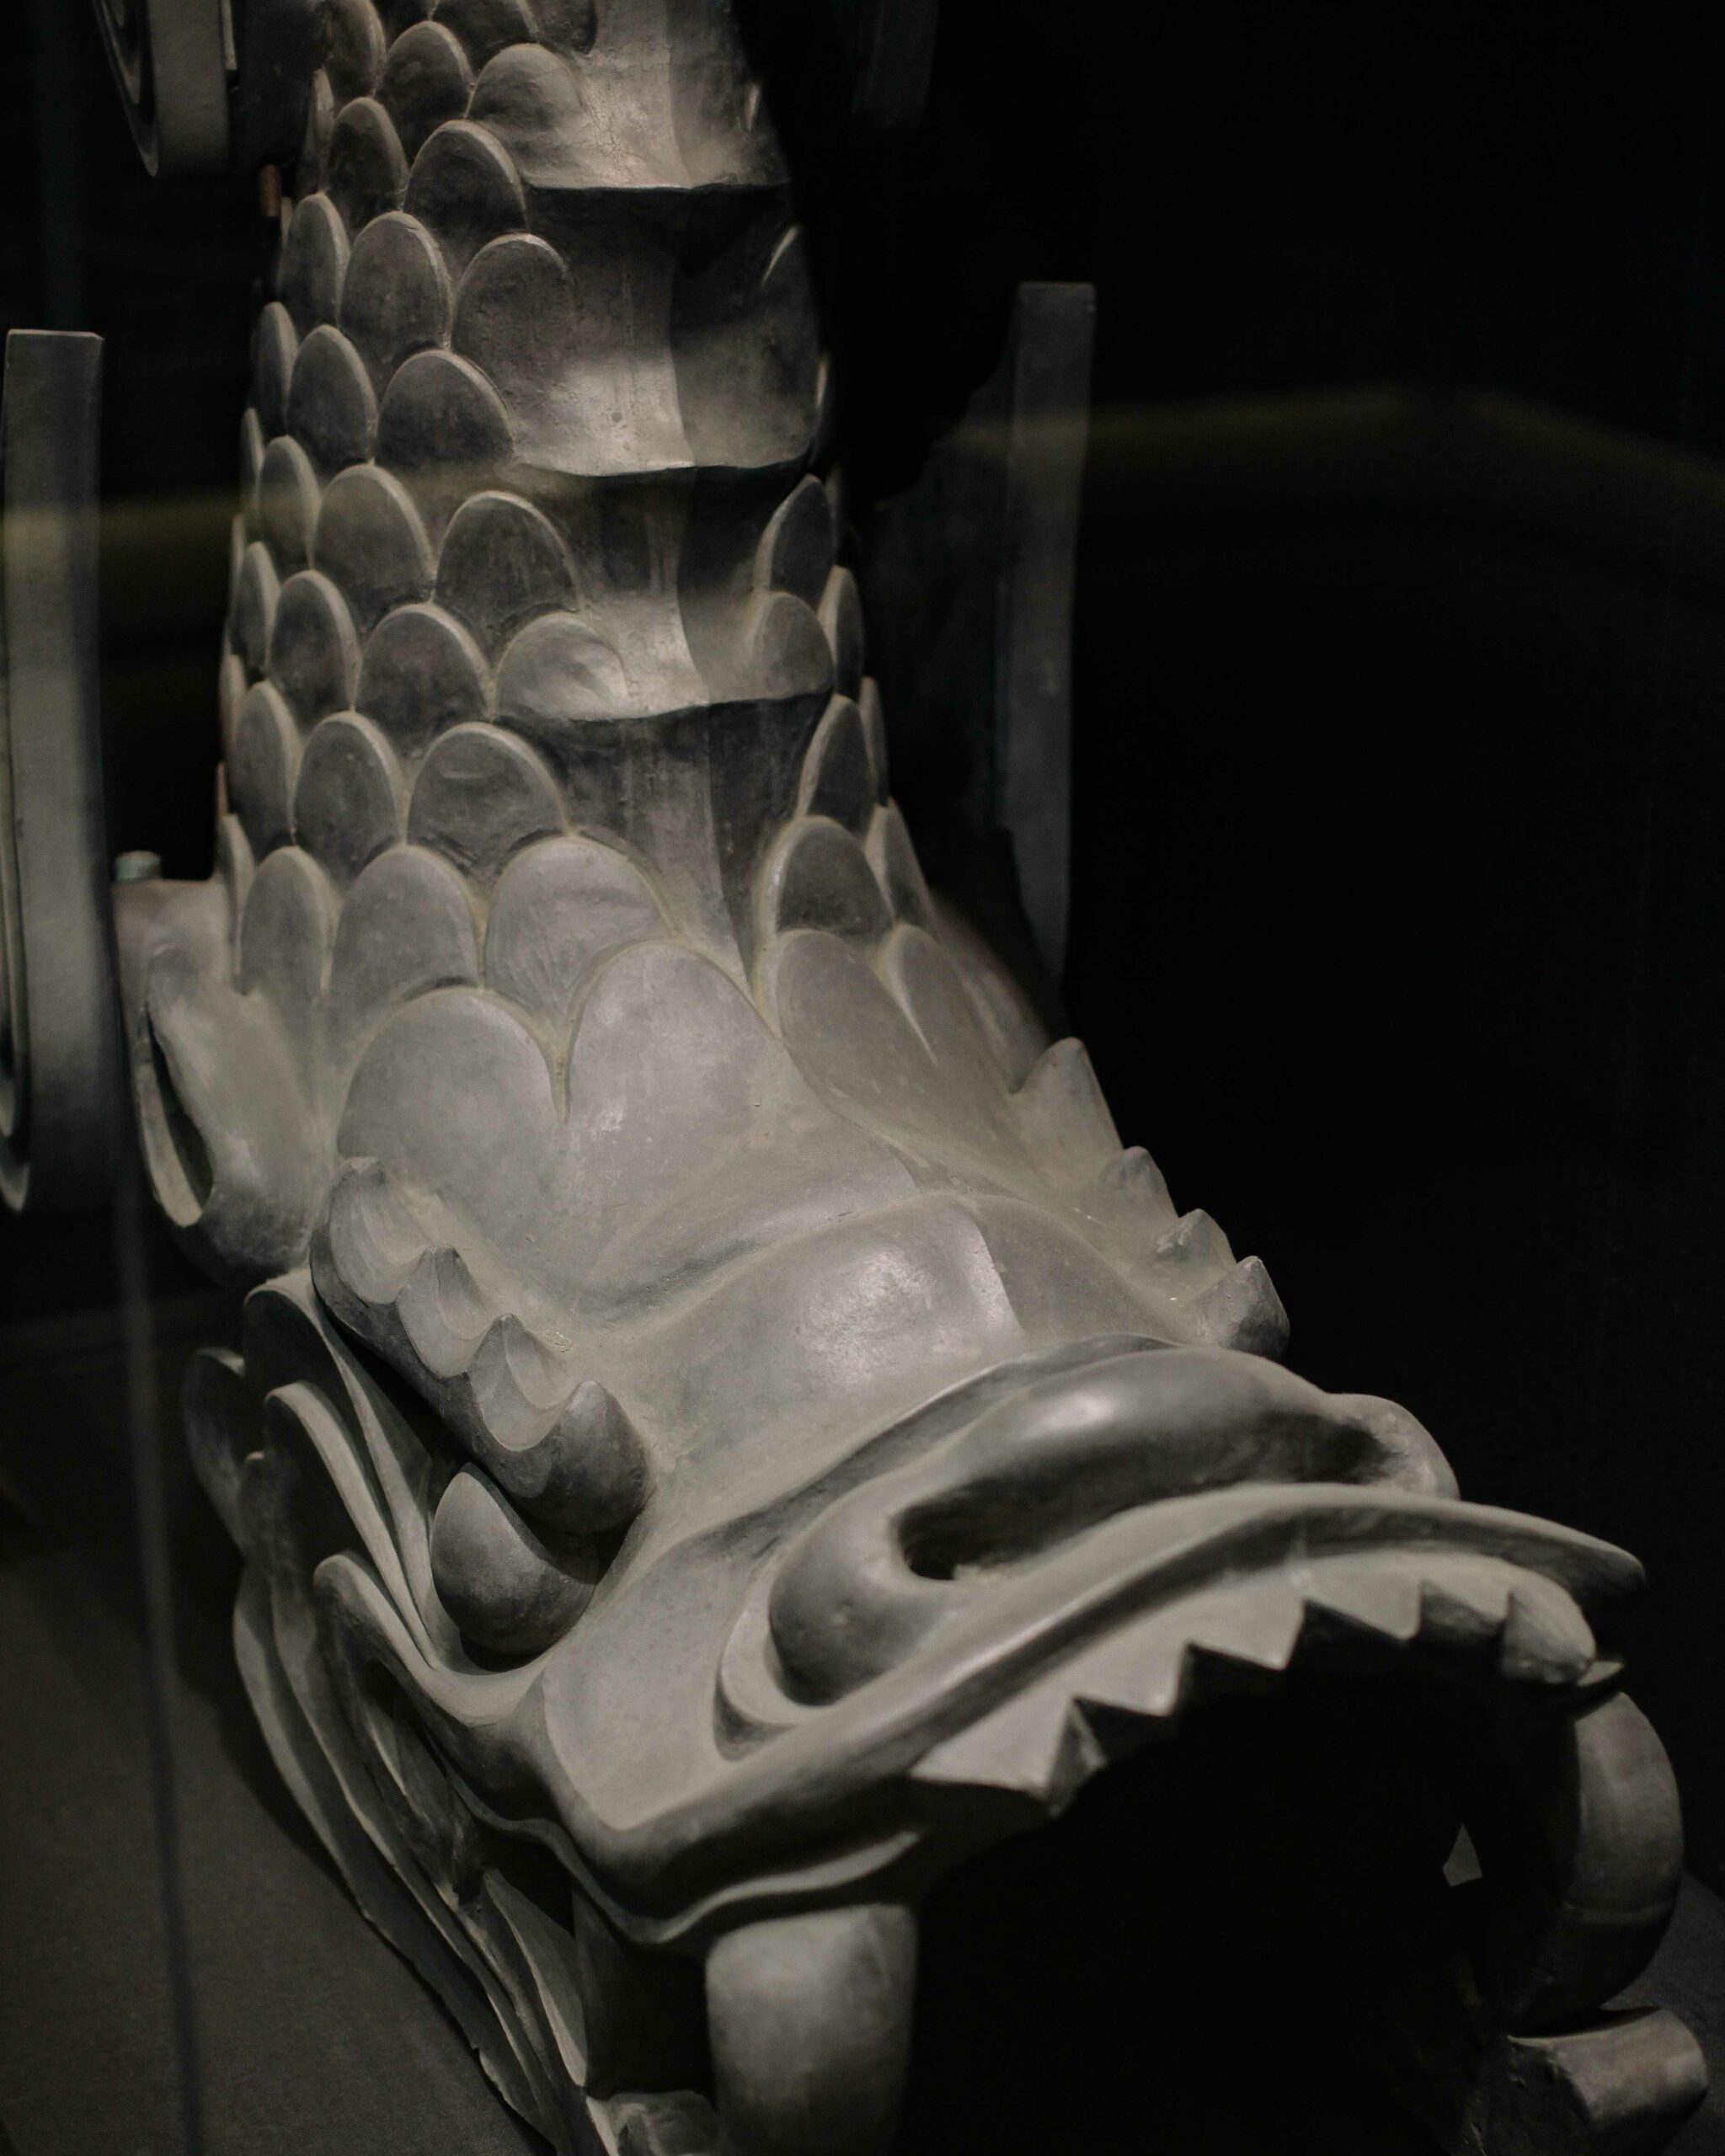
[328,1476,1639,1947]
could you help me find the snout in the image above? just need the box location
[766,1347,1458,1702]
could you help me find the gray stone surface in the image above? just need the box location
[0,1,1711,2150]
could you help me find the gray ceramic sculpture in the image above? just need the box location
[0,3,1707,2150]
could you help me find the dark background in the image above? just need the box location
[809,0,1725,1898]
[1,0,1722,2111]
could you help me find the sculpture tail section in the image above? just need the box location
[226,0,846,976]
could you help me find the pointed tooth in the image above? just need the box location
[1190,1254,1290,1359]
[1045,1703,1110,1812]
[1103,1143,1174,1210]
[1418,1556,1515,1650]
[1151,1207,1234,1273]
[1061,1620,1189,1726]
[1444,1824,1484,1886]
[1012,1036,1120,1185]
[1182,1583,1305,1675]
[911,1676,1083,1801]
[914,1609,1192,1801]
[1304,1556,1425,1643]
[706,1904,916,2156]
[1499,1576,1596,1684]
[1068,1694,1172,1769]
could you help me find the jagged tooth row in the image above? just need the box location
[911,1553,1599,1807]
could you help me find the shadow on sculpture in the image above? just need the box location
[0,1,1708,2149]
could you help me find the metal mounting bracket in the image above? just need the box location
[92,0,232,176]
[0,330,123,1211]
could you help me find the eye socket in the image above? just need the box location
[136,1011,214,1222]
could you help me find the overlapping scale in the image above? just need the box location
[294,714,405,883]
[377,23,474,158]
[278,193,350,334]
[377,348,513,536]
[327,96,410,232]
[483,835,664,1025]
[407,721,565,878]
[251,302,298,435]
[795,695,873,833]
[269,570,361,725]
[404,120,526,276]
[327,843,481,1050]
[325,0,387,99]
[493,611,629,729]
[230,540,280,675]
[435,489,574,654]
[357,601,490,757]
[340,211,452,388]
[231,681,301,857]
[286,324,378,474]
[314,464,435,631]
[237,846,338,1035]
[435,0,539,68]
[259,435,322,568]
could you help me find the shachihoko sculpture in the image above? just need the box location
[0,3,1708,2150]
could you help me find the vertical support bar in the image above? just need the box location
[836,0,941,134]
[92,0,232,177]
[0,329,121,1210]
[860,280,1096,991]
[994,282,1095,979]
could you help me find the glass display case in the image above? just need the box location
[2,4,1722,2153]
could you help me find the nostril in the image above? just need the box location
[901,1474,1156,1583]
[772,1351,1427,1703]
[900,1499,1000,1584]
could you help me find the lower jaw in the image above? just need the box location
[313,1520,1703,2156]
[894,1671,1700,2156]
[696,1651,1703,2156]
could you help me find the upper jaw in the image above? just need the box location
[365,1343,1639,1939]
[235,1297,1686,2156]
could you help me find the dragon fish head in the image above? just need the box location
[136,837,1693,2154]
